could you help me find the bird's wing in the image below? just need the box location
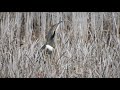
[40,44,46,51]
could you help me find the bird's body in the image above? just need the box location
[41,21,63,54]
[46,21,62,42]
[46,45,54,51]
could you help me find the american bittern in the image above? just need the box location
[41,21,63,54]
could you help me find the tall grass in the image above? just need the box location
[0,12,120,78]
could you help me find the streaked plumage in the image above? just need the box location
[41,21,63,54]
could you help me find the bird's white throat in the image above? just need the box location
[46,45,54,51]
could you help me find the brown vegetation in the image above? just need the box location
[0,12,120,78]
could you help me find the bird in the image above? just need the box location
[40,21,63,54]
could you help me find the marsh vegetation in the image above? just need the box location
[0,12,120,78]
